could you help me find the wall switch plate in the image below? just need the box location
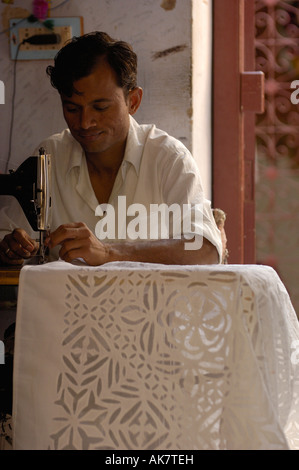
[9,17,83,60]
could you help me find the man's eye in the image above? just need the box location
[94,106,108,112]
[65,107,78,113]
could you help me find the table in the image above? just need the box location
[12,261,299,450]
[0,267,21,286]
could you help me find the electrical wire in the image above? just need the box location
[5,41,24,173]
[51,0,71,11]
[0,17,26,37]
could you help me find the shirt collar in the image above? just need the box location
[122,115,144,175]
[65,129,85,176]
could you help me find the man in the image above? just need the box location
[0,32,221,266]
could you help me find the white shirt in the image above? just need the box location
[0,116,222,262]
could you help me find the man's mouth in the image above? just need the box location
[77,132,103,142]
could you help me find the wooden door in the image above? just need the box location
[212,0,264,264]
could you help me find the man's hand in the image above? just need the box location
[46,222,219,266]
[0,229,39,265]
[45,222,110,266]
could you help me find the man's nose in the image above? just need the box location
[80,109,96,129]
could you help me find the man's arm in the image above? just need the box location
[105,237,218,265]
[45,222,219,266]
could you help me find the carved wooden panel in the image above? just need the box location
[255,0,299,316]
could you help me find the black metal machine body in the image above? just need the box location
[0,148,52,263]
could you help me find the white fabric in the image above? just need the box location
[0,116,222,262]
[12,261,299,450]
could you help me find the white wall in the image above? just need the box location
[0,0,212,195]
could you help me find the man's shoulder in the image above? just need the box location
[131,117,190,155]
[40,129,75,148]
[36,129,82,174]
[37,129,81,159]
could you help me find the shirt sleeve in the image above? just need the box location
[160,149,223,262]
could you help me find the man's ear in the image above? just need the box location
[128,87,143,115]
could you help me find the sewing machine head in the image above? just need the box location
[0,148,52,264]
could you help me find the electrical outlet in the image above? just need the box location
[9,17,83,60]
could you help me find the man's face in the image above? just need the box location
[61,58,133,159]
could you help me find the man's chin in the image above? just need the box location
[78,140,106,155]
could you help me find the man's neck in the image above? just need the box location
[85,140,127,204]
[85,139,127,174]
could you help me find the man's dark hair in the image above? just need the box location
[46,31,137,97]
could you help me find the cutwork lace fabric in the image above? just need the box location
[12,261,299,450]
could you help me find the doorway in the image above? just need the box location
[212,0,264,264]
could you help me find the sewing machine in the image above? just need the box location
[0,148,52,266]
